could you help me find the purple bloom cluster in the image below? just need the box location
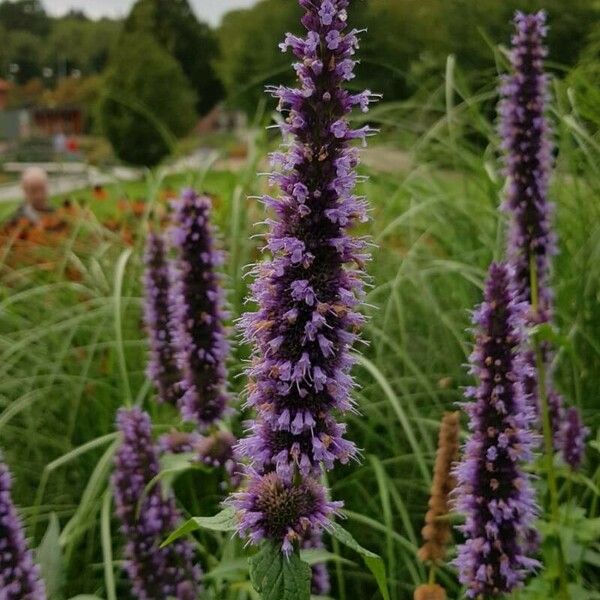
[230,471,341,556]
[143,232,182,406]
[561,407,588,471]
[232,0,377,554]
[0,455,46,600]
[500,11,587,462]
[454,263,539,597]
[112,408,201,599]
[500,11,555,323]
[303,531,331,596]
[170,189,229,428]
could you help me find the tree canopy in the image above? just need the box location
[99,32,197,167]
[124,0,224,115]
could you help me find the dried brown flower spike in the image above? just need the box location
[414,583,447,600]
[417,411,460,563]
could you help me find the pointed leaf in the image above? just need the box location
[161,507,237,547]
[249,542,311,600]
[37,513,65,599]
[329,522,390,600]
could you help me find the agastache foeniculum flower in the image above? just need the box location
[303,531,331,596]
[500,11,555,323]
[0,454,46,600]
[238,0,377,482]
[229,471,342,557]
[454,263,539,597]
[561,407,588,471]
[232,0,377,556]
[143,232,182,406]
[498,11,585,451]
[170,189,229,428]
[112,408,201,599]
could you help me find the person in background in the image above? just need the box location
[5,166,55,228]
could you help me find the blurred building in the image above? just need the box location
[0,79,10,110]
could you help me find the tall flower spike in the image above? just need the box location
[500,11,555,322]
[143,232,181,405]
[418,411,460,564]
[561,407,588,471]
[303,531,331,596]
[454,263,539,597]
[112,408,201,599]
[238,0,377,482]
[170,189,229,427]
[0,454,46,600]
[499,10,580,448]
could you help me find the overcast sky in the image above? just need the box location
[43,0,259,25]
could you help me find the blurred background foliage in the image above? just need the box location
[0,0,598,165]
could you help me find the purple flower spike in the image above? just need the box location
[500,11,556,323]
[303,531,331,596]
[0,455,46,600]
[170,189,229,428]
[499,11,572,446]
[230,471,341,556]
[454,263,539,597]
[112,408,201,599]
[561,407,588,471]
[143,232,182,406]
[238,0,376,486]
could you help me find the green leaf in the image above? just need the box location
[151,451,208,496]
[329,522,390,600]
[249,542,311,600]
[299,548,355,567]
[37,513,65,599]
[69,596,105,600]
[161,507,237,547]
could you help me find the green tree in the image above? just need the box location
[0,0,50,37]
[99,33,197,167]
[124,0,223,115]
[44,17,120,77]
[5,30,43,83]
[217,0,300,114]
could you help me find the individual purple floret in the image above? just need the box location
[143,232,182,406]
[170,189,229,428]
[500,11,555,323]
[303,531,331,596]
[229,470,341,556]
[561,407,588,471]
[454,263,539,597]
[112,408,201,599]
[0,455,46,600]
[238,0,377,484]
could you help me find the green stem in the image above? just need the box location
[428,564,436,585]
[530,256,570,600]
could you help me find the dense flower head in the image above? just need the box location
[112,408,201,599]
[238,0,376,486]
[454,263,539,597]
[418,411,460,564]
[561,407,588,471]
[170,189,229,427]
[143,232,181,406]
[500,11,555,323]
[0,454,46,600]
[230,471,341,556]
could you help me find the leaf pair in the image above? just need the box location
[163,507,390,600]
